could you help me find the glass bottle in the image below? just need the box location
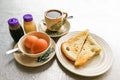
[8,18,24,43]
[23,14,37,33]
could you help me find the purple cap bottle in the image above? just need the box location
[8,18,19,26]
[23,14,33,22]
[8,18,24,43]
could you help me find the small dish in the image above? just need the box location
[38,19,70,37]
[13,38,55,67]
[56,31,113,77]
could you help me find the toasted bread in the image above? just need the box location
[61,30,89,61]
[74,35,102,67]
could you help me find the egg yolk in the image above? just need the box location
[24,35,38,49]
[31,38,48,54]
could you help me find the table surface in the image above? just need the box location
[0,0,120,80]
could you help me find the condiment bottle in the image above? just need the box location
[23,14,37,33]
[8,18,24,43]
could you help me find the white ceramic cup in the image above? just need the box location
[44,9,68,31]
[18,31,51,58]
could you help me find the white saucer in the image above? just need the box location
[13,39,56,67]
[56,31,113,77]
[38,20,70,37]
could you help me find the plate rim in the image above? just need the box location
[13,38,56,67]
[55,31,113,77]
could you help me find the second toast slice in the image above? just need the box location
[74,35,102,66]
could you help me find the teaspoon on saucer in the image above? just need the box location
[66,16,73,19]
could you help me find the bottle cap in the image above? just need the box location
[8,18,19,26]
[23,14,33,22]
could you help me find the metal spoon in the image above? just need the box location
[66,16,73,19]
[6,48,19,55]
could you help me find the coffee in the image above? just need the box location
[46,11,62,18]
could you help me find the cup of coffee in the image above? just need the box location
[44,9,68,31]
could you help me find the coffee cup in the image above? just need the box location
[44,9,68,31]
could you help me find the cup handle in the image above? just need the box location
[63,12,68,24]
[63,12,68,19]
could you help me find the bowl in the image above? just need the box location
[18,31,51,58]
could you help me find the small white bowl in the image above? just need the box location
[18,31,51,58]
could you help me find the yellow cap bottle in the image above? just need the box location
[23,14,37,33]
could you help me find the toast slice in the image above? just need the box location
[74,35,102,67]
[61,30,89,61]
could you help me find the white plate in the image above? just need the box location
[38,19,70,37]
[13,39,56,67]
[56,31,113,77]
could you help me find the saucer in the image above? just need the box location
[38,20,70,37]
[13,38,56,67]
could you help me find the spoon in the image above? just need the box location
[6,48,19,55]
[66,16,73,19]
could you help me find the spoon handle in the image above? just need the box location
[6,48,19,55]
[67,16,73,19]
